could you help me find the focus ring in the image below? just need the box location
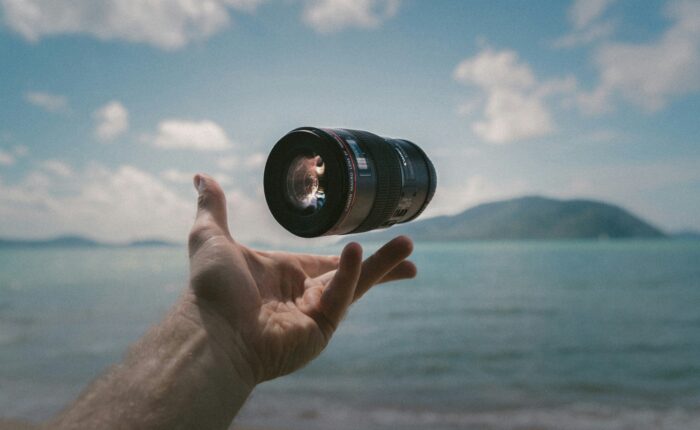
[347,130,403,233]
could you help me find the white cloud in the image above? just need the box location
[0,0,265,50]
[161,168,194,184]
[454,49,535,90]
[217,155,238,170]
[581,0,700,113]
[553,0,616,48]
[0,150,15,166]
[570,0,615,30]
[1,0,397,48]
[224,0,266,13]
[456,98,482,117]
[24,91,68,112]
[302,0,399,33]
[244,152,266,168]
[215,152,266,171]
[574,85,611,114]
[152,119,233,151]
[212,172,234,186]
[453,48,574,144]
[93,101,129,141]
[553,21,614,49]
[74,165,193,240]
[13,145,29,157]
[39,159,73,177]
[470,89,553,144]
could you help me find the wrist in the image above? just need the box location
[176,291,259,390]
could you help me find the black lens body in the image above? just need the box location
[264,127,436,238]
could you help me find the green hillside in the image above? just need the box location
[369,196,666,241]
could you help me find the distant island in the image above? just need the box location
[672,230,700,240]
[0,235,178,248]
[365,196,673,241]
[1,196,697,247]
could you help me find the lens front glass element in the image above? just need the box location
[285,154,326,213]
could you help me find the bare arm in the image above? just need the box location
[46,293,253,430]
[46,174,416,430]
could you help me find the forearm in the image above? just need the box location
[46,293,255,430]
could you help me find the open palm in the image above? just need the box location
[187,174,416,384]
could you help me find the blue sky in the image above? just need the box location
[0,0,699,243]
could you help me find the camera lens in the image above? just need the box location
[264,127,436,237]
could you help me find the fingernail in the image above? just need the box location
[194,175,206,194]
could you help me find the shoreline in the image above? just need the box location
[0,420,277,430]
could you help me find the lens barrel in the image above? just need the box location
[264,127,436,237]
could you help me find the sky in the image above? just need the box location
[0,0,699,244]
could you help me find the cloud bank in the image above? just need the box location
[584,0,700,113]
[0,162,294,244]
[0,0,265,50]
[1,0,400,49]
[151,119,233,151]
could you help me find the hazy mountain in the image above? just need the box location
[367,196,666,241]
[126,239,179,247]
[0,235,178,248]
[0,197,675,246]
[672,230,700,240]
[0,235,102,248]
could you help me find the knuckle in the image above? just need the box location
[188,224,218,252]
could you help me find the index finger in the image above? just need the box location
[319,243,363,330]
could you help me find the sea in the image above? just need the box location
[1,240,699,430]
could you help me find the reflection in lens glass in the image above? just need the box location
[285,154,326,212]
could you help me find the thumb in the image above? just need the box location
[193,173,230,236]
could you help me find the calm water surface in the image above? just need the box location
[1,240,699,429]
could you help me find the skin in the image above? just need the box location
[45,174,416,430]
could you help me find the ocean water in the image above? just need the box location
[1,241,699,429]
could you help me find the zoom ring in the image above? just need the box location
[347,130,403,233]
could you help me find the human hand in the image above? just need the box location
[186,174,416,386]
